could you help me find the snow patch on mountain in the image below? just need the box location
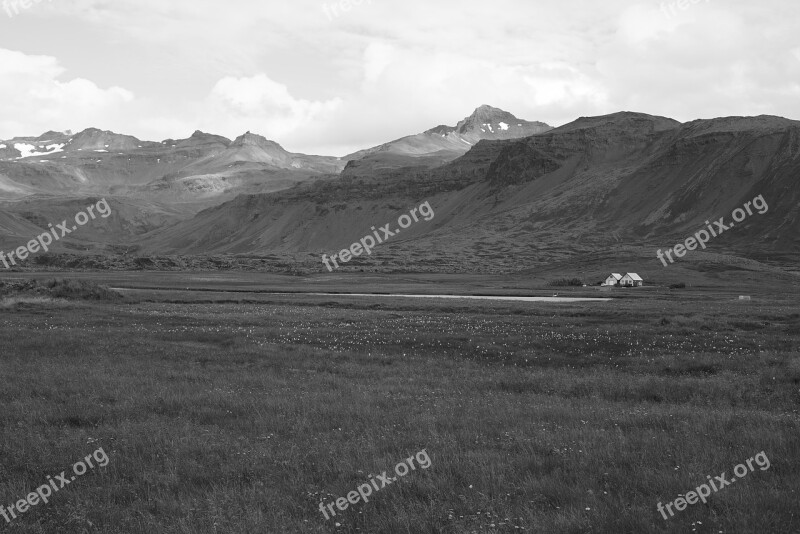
[14,143,36,158]
[13,142,65,159]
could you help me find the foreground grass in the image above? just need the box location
[0,289,799,533]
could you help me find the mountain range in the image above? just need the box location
[1,106,798,277]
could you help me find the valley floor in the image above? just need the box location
[0,274,798,533]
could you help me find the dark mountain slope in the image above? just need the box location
[137,113,800,268]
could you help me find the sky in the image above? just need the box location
[0,0,798,156]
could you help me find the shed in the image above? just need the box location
[620,273,643,287]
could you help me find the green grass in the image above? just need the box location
[0,284,799,533]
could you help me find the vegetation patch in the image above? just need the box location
[0,278,121,301]
[547,277,584,287]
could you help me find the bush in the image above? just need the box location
[44,279,120,300]
[0,279,120,301]
[134,257,155,269]
[548,278,584,287]
[669,283,686,289]
[33,254,58,266]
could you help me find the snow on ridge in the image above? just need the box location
[14,143,36,158]
[499,122,509,131]
[13,142,65,159]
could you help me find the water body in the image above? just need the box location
[109,287,611,302]
[309,293,611,303]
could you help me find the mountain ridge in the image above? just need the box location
[1,109,799,275]
[134,113,800,267]
[340,106,552,178]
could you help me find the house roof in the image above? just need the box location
[607,273,622,279]
[624,273,643,281]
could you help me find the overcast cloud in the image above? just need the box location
[0,0,798,155]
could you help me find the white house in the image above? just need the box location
[620,273,643,287]
[603,273,622,286]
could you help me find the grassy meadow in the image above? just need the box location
[0,276,798,533]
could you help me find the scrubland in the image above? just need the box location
[0,278,798,533]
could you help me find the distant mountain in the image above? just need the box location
[0,127,344,251]
[0,128,150,160]
[139,112,800,271]
[207,131,342,174]
[3,111,799,274]
[0,106,544,209]
[341,105,552,177]
[0,128,343,207]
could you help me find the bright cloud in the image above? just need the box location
[0,49,133,138]
[203,74,342,140]
[0,0,797,155]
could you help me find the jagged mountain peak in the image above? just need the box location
[231,131,286,151]
[73,127,123,137]
[345,106,553,176]
[455,105,551,137]
[467,104,515,121]
[174,131,231,147]
[70,127,138,141]
[67,128,141,151]
[458,105,519,131]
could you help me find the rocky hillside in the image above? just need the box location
[138,112,800,270]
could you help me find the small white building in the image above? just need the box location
[620,273,644,287]
[603,273,623,286]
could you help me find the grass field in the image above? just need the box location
[0,274,799,533]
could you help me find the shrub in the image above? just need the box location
[1,279,120,301]
[33,254,58,266]
[669,283,686,289]
[548,278,584,287]
[134,257,155,269]
[44,279,120,300]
